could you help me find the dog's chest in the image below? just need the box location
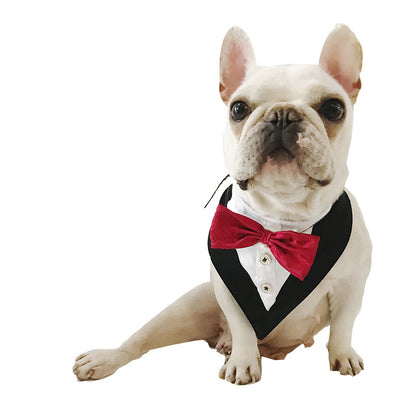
[209,185,353,340]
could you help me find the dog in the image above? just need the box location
[73,24,371,385]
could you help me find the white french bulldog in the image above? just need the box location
[73,24,371,385]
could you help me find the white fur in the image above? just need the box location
[73,24,371,385]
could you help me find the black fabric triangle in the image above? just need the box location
[208,185,352,340]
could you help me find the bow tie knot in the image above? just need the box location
[210,204,320,281]
[260,229,273,245]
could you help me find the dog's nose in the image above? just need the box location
[266,107,302,128]
[263,106,302,152]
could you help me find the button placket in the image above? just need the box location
[256,244,276,297]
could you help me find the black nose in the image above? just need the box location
[262,107,302,152]
[266,107,302,128]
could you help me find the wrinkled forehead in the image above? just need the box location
[231,64,347,106]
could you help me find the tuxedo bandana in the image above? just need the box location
[208,185,353,340]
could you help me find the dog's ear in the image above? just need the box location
[319,24,363,103]
[219,27,256,103]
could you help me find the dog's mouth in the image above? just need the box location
[237,178,250,190]
[234,116,335,191]
[269,147,296,163]
[237,148,332,191]
[237,147,297,190]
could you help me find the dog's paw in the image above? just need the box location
[328,347,364,376]
[72,349,130,381]
[219,351,261,385]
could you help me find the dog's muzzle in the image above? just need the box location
[235,104,333,191]
[261,106,303,158]
[237,106,303,190]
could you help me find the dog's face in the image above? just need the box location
[220,25,362,204]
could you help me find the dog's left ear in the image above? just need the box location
[219,27,256,104]
[319,24,363,103]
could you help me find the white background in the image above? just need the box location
[1,0,415,401]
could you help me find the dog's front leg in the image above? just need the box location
[327,280,365,376]
[211,267,261,385]
[73,282,221,381]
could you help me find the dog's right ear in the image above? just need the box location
[219,27,256,104]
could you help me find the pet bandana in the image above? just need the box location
[208,185,352,340]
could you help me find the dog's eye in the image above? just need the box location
[320,98,345,122]
[230,101,251,122]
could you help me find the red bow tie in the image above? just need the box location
[210,204,320,281]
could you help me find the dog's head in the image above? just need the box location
[220,25,362,205]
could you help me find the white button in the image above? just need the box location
[259,253,272,265]
[261,283,272,294]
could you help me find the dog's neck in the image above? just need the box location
[234,169,348,227]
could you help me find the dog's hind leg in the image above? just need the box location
[73,282,222,381]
